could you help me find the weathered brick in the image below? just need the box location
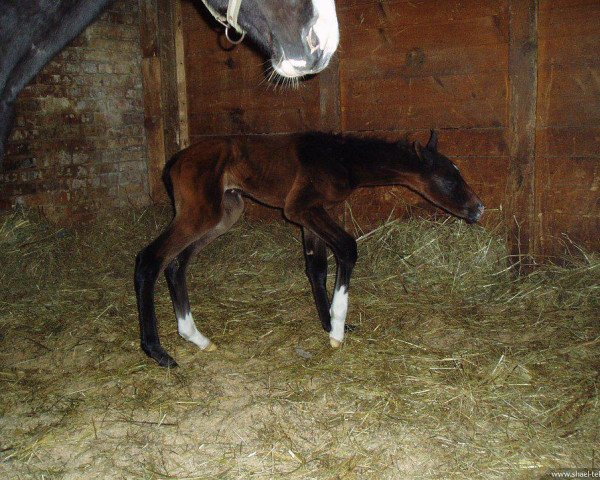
[0,0,148,221]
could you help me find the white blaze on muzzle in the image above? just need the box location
[275,58,308,77]
[311,0,339,56]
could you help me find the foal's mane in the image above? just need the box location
[299,131,421,172]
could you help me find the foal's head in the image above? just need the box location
[231,0,339,77]
[411,131,485,224]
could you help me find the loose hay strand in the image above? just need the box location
[0,207,598,479]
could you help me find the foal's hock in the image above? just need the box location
[134,131,484,367]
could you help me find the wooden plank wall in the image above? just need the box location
[504,0,538,268]
[337,0,510,231]
[179,0,599,258]
[536,0,600,256]
[139,0,167,202]
[181,2,323,137]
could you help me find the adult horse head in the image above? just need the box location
[204,0,339,78]
[0,0,339,162]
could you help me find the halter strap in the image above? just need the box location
[200,0,246,44]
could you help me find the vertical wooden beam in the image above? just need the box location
[318,54,345,224]
[504,0,538,271]
[139,0,189,201]
[156,0,181,160]
[174,0,190,149]
[318,54,341,133]
[139,0,166,201]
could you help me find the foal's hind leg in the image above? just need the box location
[135,207,226,367]
[164,190,244,353]
[164,243,214,351]
[135,223,193,367]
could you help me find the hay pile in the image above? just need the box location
[0,206,598,479]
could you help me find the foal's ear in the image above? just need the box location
[414,141,423,159]
[427,130,438,151]
[415,141,434,169]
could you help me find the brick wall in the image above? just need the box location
[0,0,148,221]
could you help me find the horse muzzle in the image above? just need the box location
[272,2,339,78]
[272,48,333,77]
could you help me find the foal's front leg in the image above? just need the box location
[296,208,358,347]
[302,228,331,332]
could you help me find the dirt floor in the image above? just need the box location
[0,207,598,479]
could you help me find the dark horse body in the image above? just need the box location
[0,0,339,161]
[135,131,485,367]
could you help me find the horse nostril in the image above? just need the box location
[306,26,319,54]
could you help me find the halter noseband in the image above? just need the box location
[200,0,246,45]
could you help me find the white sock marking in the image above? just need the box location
[178,312,212,350]
[329,286,348,343]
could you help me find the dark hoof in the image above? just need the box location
[142,343,178,368]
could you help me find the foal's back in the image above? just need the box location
[226,135,303,208]
[172,133,348,211]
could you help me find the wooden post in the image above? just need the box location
[318,54,341,133]
[139,0,166,201]
[174,0,190,149]
[318,54,345,225]
[504,0,539,271]
[139,0,189,201]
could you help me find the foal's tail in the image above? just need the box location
[162,151,181,215]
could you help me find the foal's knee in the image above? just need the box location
[338,239,358,268]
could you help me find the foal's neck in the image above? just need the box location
[343,137,421,189]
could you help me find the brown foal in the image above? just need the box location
[134,130,484,367]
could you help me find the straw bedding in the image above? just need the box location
[0,206,598,479]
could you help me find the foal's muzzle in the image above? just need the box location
[466,203,485,224]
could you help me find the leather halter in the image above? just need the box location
[200,0,246,44]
